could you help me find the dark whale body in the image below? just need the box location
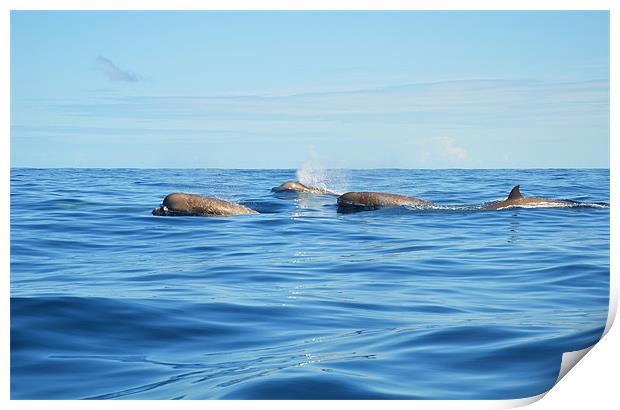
[482,185,575,210]
[152,193,257,216]
[337,191,432,213]
[271,181,329,194]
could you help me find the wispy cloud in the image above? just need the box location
[59,78,609,128]
[49,77,609,166]
[15,77,609,168]
[95,56,139,82]
[436,136,469,161]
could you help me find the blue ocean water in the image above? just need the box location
[10,168,609,400]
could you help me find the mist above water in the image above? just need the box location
[295,159,349,195]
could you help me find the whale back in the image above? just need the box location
[271,181,328,194]
[507,185,522,200]
[156,193,257,216]
[337,191,430,212]
[482,185,577,210]
[272,181,307,192]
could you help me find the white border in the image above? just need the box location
[2,1,616,408]
[2,0,615,11]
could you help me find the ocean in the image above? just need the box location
[10,168,610,399]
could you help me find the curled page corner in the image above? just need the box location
[556,346,595,383]
[492,345,597,409]
[550,286,615,391]
[515,283,617,406]
[494,392,547,409]
[603,284,618,337]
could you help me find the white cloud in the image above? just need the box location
[436,136,469,161]
[95,56,139,82]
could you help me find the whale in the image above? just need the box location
[482,185,575,210]
[271,181,330,194]
[152,193,258,216]
[337,191,432,213]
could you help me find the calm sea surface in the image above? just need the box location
[10,168,609,399]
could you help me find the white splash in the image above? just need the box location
[296,160,329,192]
[493,202,608,210]
[295,154,349,195]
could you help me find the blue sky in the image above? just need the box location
[10,11,609,168]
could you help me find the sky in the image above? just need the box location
[10,11,610,168]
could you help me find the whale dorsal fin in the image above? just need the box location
[507,185,522,200]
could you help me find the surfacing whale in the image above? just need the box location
[152,193,258,216]
[482,185,575,210]
[271,181,330,194]
[337,191,432,213]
